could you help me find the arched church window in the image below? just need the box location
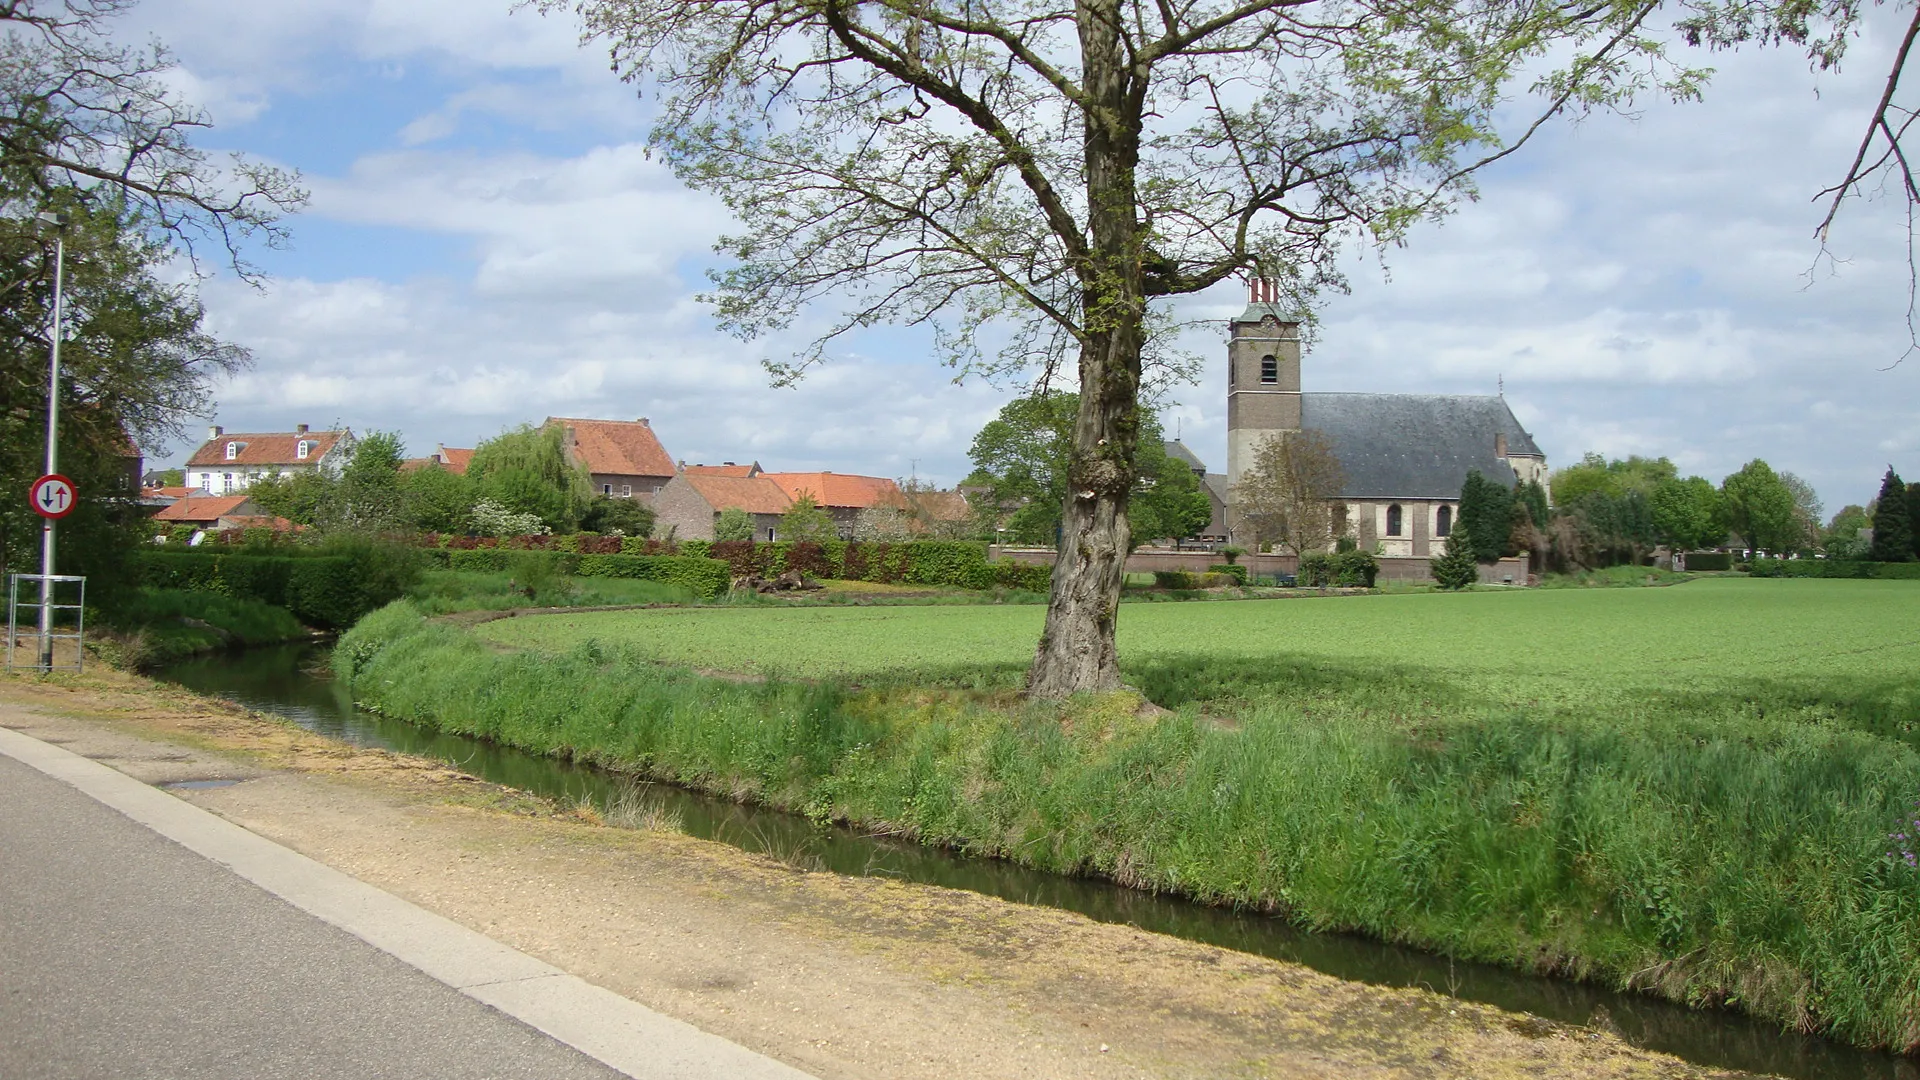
[1260,355,1277,383]
[1386,504,1403,536]
[1436,505,1452,537]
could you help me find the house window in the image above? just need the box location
[767,527,777,542]
[603,484,612,495]
[1260,355,1277,383]
[1436,505,1453,537]
[225,441,239,461]
[621,484,632,498]
[1386,504,1403,537]
[222,473,234,493]
[296,440,311,460]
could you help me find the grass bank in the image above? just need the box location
[95,588,310,670]
[336,580,1920,1053]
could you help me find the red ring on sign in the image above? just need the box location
[30,473,76,520]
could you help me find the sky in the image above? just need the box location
[122,0,1917,513]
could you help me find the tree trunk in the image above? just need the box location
[1026,0,1143,699]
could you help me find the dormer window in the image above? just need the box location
[224,441,239,461]
[296,440,312,460]
[1260,355,1277,383]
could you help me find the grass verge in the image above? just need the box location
[93,588,309,670]
[337,588,1920,1054]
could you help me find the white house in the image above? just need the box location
[185,424,355,495]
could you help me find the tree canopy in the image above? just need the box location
[1869,467,1913,561]
[966,392,1206,547]
[467,424,593,532]
[1721,459,1800,556]
[544,0,1700,696]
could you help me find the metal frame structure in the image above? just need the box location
[7,573,85,673]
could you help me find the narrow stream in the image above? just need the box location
[155,643,1915,1080]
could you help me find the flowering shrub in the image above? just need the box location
[1891,801,1920,870]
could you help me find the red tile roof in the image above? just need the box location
[759,472,904,510]
[684,463,759,478]
[186,430,346,468]
[141,486,199,500]
[907,489,973,522]
[550,418,674,479]
[683,474,793,515]
[399,447,473,475]
[437,446,473,475]
[154,496,255,522]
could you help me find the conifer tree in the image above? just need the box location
[1430,526,1480,589]
[1869,468,1913,562]
[1909,483,1920,560]
[1456,472,1513,563]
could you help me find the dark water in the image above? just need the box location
[156,644,1917,1080]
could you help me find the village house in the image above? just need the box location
[758,472,906,536]
[652,470,793,541]
[400,445,473,474]
[184,425,353,495]
[151,495,288,533]
[549,417,675,503]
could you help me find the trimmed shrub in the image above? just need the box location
[1430,537,1479,590]
[1152,570,1203,589]
[991,560,1053,592]
[1300,550,1380,588]
[699,540,991,588]
[130,549,406,630]
[1682,551,1732,571]
[1747,558,1920,580]
[575,553,732,599]
[1207,563,1248,585]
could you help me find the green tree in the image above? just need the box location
[401,464,473,534]
[1430,526,1480,589]
[779,495,836,544]
[713,507,755,543]
[544,0,1689,697]
[1456,471,1514,563]
[1908,483,1920,560]
[1721,460,1799,557]
[1548,453,1678,507]
[1517,480,1550,530]
[149,467,184,486]
[1869,468,1913,562]
[967,392,1200,549]
[581,495,656,537]
[467,424,592,533]
[1650,476,1725,551]
[246,470,336,527]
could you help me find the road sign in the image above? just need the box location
[30,474,75,520]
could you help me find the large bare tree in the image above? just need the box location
[1233,429,1346,556]
[540,0,1694,696]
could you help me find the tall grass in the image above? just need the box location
[402,569,695,614]
[337,601,1920,1052]
[98,588,308,669]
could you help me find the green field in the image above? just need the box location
[475,578,1920,716]
[343,579,1920,1051]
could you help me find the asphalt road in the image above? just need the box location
[0,752,628,1080]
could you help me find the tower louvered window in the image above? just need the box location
[1260,355,1277,383]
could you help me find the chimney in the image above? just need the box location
[1494,432,1508,458]
[636,417,650,427]
[296,423,309,434]
[723,461,735,467]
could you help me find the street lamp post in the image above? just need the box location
[36,212,65,670]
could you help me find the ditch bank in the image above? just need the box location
[329,601,1920,1067]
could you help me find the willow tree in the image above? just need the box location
[544,0,1688,696]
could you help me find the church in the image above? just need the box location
[1220,283,1550,557]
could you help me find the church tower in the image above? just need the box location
[1225,278,1303,491]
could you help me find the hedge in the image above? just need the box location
[575,553,731,599]
[703,540,994,588]
[130,550,393,630]
[990,560,1053,592]
[1746,558,1920,580]
[1299,550,1380,588]
[1681,551,1732,571]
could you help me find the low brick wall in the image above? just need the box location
[989,547,1530,586]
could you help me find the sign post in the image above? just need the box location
[36,218,65,671]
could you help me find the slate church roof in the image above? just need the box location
[1299,394,1541,500]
